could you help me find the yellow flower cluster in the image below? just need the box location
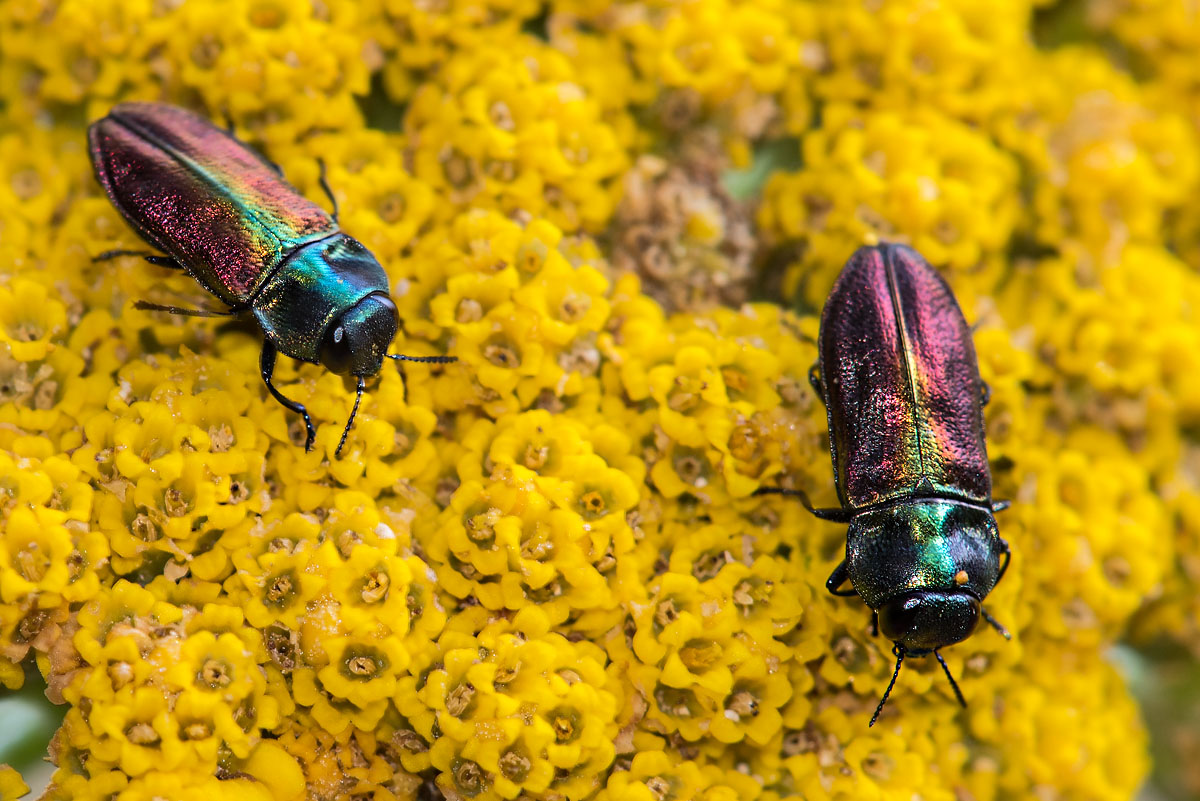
[1,1,1197,800]
[759,104,1020,304]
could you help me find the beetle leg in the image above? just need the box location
[223,113,286,176]
[826,560,859,597]
[995,538,1011,583]
[316,158,338,223]
[980,608,1012,640]
[94,249,182,269]
[980,381,991,406]
[779,315,816,345]
[752,485,852,522]
[991,499,1011,513]
[335,376,366,457]
[870,610,879,637]
[808,364,825,402]
[134,300,233,318]
[260,341,316,452]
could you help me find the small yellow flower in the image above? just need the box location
[454,303,550,407]
[0,278,68,362]
[512,258,611,345]
[597,750,721,801]
[484,409,590,479]
[0,765,28,801]
[0,131,74,227]
[165,630,264,705]
[327,544,414,628]
[74,580,182,666]
[429,265,522,339]
[0,505,75,603]
[86,686,189,776]
[0,658,22,690]
[315,633,408,709]
[638,2,749,104]
[648,442,719,499]
[72,632,149,705]
[707,654,793,745]
[236,739,306,801]
[228,548,325,631]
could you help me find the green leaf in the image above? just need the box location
[721,138,802,202]
[0,673,65,778]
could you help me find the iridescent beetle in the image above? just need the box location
[760,243,1012,725]
[88,102,454,454]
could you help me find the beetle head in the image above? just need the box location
[878,590,980,652]
[845,499,1003,652]
[320,292,398,377]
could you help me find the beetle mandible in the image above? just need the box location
[759,243,1012,726]
[88,102,454,455]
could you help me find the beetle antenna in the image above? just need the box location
[870,645,905,727]
[336,376,365,457]
[385,353,456,405]
[981,608,1012,640]
[386,354,458,364]
[316,158,338,222]
[934,649,967,709]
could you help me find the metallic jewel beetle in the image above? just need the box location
[760,243,1011,726]
[88,102,453,454]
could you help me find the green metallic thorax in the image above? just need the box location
[845,498,1002,610]
[252,234,390,364]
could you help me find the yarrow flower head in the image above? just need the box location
[0,1,1195,800]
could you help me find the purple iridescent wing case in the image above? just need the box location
[819,244,992,509]
[88,102,336,306]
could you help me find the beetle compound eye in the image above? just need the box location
[320,319,354,374]
[878,595,922,642]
